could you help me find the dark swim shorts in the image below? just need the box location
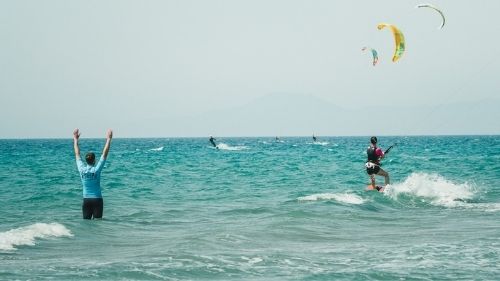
[82,198,103,219]
[365,162,380,175]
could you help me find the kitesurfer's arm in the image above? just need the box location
[384,145,395,155]
[376,147,385,160]
[102,129,113,160]
[73,128,81,160]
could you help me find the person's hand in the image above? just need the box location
[106,129,113,140]
[73,129,80,140]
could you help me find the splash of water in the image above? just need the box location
[384,173,475,207]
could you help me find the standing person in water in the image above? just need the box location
[365,136,390,191]
[73,128,112,219]
[312,134,317,142]
[209,136,218,149]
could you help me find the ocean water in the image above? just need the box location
[0,136,499,280]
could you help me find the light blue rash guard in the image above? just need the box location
[76,156,106,198]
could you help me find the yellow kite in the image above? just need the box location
[377,23,405,62]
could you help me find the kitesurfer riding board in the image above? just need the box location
[365,137,394,192]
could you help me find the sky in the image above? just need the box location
[1,0,499,138]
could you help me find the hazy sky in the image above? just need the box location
[1,0,499,138]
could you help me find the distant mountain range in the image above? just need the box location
[176,93,500,136]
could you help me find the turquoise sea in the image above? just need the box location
[1,136,499,280]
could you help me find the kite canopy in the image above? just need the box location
[416,3,445,29]
[362,47,379,66]
[377,23,405,62]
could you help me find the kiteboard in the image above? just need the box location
[366,184,384,192]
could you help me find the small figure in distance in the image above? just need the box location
[209,135,218,149]
[312,134,317,142]
[73,128,112,219]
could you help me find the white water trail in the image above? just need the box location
[217,143,249,151]
[298,193,366,205]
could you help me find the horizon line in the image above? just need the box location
[1,133,499,140]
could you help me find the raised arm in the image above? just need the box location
[102,129,113,160]
[73,128,81,159]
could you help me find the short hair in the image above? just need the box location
[370,136,378,144]
[85,152,96,165]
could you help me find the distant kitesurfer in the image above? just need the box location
[209,136,218,149]
[73,128,112,219]
[365,136,390,191]
[312,134,317,142]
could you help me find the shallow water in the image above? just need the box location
[1,136,499,280]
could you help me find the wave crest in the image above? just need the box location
[0,223,73,251]
[384,173,474,207]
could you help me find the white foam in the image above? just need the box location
[308,141,329,146]
[217,143,249,151]
[474,203,500,212]
[149,146,164,151]
[384,173,474,207]
[241,256,264,265]
[445,201,500,212]
[0,223,73,251]
[298,193,366,205]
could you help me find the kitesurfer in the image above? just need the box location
[209,136,218,149]
[365,136,390,191]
